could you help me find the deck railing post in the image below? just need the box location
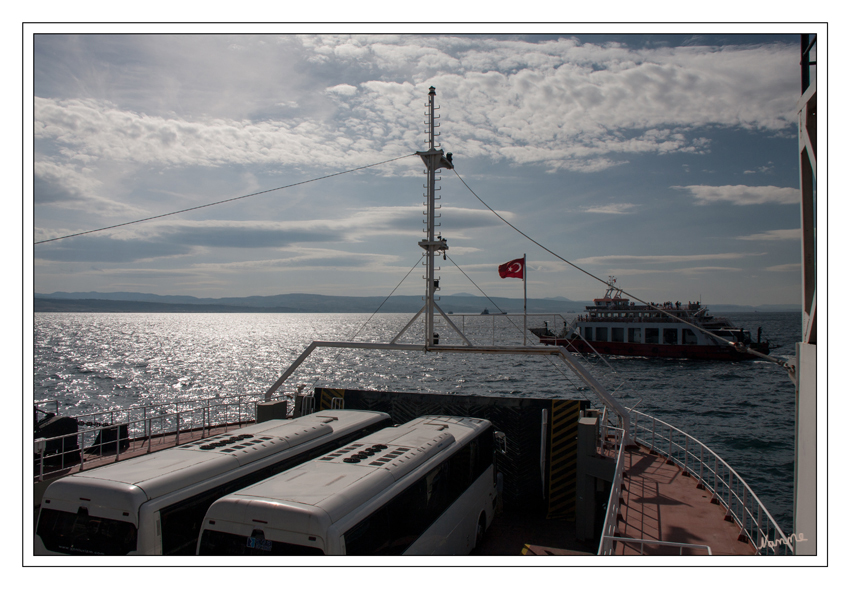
[713,455,718,499]
[79,432,86,471]
[668,426,673,461]
[651,418,656,451]
[699,445,704,486]
[726,467,732,512]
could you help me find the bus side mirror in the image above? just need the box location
[494,431,507,454]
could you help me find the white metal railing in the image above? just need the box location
[33,393,270,482]
[601,536,713,555]
[596,424,627,555]
[628,409,793,555]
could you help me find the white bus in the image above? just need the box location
[35,410,391,555]
[196,415,498,556]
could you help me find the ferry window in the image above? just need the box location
[584,327,594,340]
[663,329,678,345]
[36,508,137,555]
[683,329,697,344]
[645,328,659,344]
[611,328,624,343]
[595,327,608,342]
[628,328,641,343]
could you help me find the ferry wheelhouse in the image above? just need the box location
[530,278,770,360]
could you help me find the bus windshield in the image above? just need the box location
[36,508,138,555]
[198,529,324,555]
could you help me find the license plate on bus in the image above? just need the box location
[246,537,272,551]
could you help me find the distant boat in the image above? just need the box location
[481,308,489,315]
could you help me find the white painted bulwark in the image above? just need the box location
[793,342,816,555]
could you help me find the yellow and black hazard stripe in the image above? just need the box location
[318,388,346,411]
[546,399,581,519]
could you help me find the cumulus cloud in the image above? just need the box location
[737,228,800,241]
[34,159,102,205]
[35,205,509,262]
[305,36,796,170]
[326,84,358,96]
[34,96,407,170]
[575,253,757,265]
[605,266,744,276]
[766,263,802,272]
[34,234,193,263]
[582,203,638,214]
[191,246,400,271]
[674,184,799,205]
[34,36,799,177]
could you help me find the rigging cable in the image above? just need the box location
[35,153,418,245]
[451,167,790,369]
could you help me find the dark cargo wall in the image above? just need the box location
[314,388,587,515]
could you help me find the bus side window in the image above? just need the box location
[344,505,393,555]
[476,428,494,477]
[448,443,473,499]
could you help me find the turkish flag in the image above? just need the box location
[498,258,524,279]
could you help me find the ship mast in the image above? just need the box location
[418,86,452,348]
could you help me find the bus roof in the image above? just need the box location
[211,416,490,524]
[45,410,388,502]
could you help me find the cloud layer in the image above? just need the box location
[32,33,806,304]
[35,36,799,186]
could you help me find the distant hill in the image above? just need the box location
[33,298,300,313]
[33,291,800,314]
[34,291,581,314]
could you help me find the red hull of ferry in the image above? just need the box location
[536,336,768,360]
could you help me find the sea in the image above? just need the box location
[32,311,800,534]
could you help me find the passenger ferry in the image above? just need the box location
[529,278,770,360]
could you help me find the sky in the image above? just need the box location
[29,28,818,306]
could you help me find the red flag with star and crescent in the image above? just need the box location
[498,258,525,279]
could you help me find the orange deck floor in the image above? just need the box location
[613,444,755,555]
